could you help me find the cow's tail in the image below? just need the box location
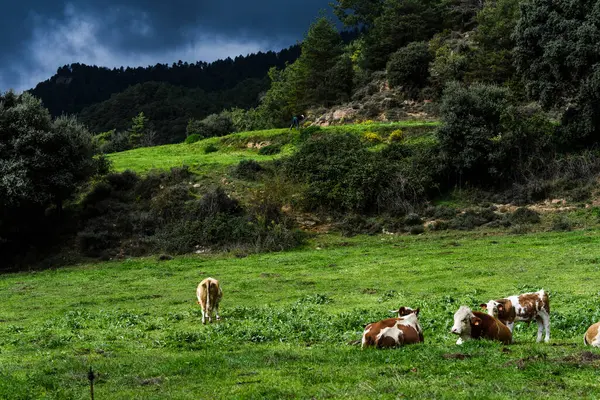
[584,333,589,346]
[206,280,211,313]
[540,288,550,313]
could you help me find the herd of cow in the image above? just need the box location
[196,278,600,349]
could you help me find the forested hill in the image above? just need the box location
[77,78,268,144]
[28,44,301,117]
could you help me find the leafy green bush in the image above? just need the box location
[185,134,202,144]
[77,170,304,258]
[234,160,263,180]
[510,207,540,225]
[552,215,573,232]
[404,213,422,225]
[388,129,404,143]
[283,134,388,212]
[204,144,218,154]
[187,113,234,139]
[450,208,498,230]
[437,82,554,186]
[337,214,382,237]
[387,42,432,97]
[362,131,383,143]
[258,144,282,155]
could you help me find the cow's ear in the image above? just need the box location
[414,308,420,316]
[399,307,406,314]
[497,304,504,312]
[480,303,487,310]
[471,316,482,326]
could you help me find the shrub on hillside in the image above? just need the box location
[185,134,202,144]
[437,82,554,186]
[552,215,572,232]
[362,131,383,143]
[77,170,303,258]
[510,207,541,225]
[283,134,388,212]
[187,113,234,139]
[388,129,404,143]
[282,133,440,214]
[258,144,282,155]
[204,144,218,154]
[449,208,498,230]
[404,213,422,225]
[387,42,432,98]
[234,160,263,180]
[337,214,382,237]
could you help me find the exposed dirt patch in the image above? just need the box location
[362,288,378,294]
[504,355,547,370]
[139,377,163,386]
[559,351,600,365]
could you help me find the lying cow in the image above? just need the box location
[451,305,512,345]
[196,277,223,324]
[584,322,600,347]
[480,289,550,343]
[390,306,418,317]
[362,307,424,349]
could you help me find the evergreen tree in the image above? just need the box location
[300,17,351,106]
[128,111,148,148]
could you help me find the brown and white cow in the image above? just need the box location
[480,289,550,343]
[451,306,512,345]
[584,322,600,347]
[362,307,424,349]
[390,306,418,318]
[196,277,223,324]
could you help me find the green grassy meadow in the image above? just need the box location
[2,230,600,399]
[107,121,439,173]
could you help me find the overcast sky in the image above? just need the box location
[0,1,333,93]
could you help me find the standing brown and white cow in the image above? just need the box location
[584,322,600,347]
[480,289,550,343]
[451,305,512,345]
[196,277,223,324]
[361,307,424,349]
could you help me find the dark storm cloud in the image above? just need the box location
[0,0,332,92]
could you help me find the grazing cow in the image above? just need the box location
[362,307,424,349]
[584,322,600,347]
[480,289,550,343]
[196,277,223,324]
[451,306,512,345]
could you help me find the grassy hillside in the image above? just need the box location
[107,121,439,173]
[1,230,600,399]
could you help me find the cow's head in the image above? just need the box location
[451,306,477,338]
[390,306,420,317]
[480,300,503,318]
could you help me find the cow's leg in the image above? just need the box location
[507,321,514,333]
[201,308,206,325]
[536,316,544,343]
[215,302,221,321]
[540,311,550,343]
